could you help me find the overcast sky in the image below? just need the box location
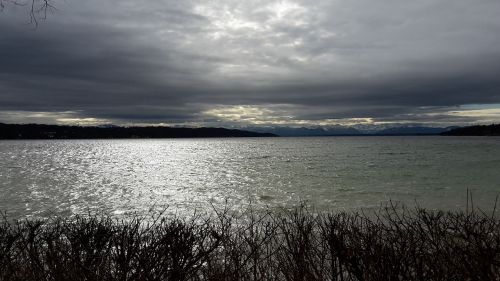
[1,0,500,128]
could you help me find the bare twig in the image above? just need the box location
[0,0,56,26]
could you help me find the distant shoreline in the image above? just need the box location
[0,123,277,139]
[1,123,499,139]
[441,124,500,136]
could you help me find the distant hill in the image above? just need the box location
[441,124,500,136]
[0,123,277,139]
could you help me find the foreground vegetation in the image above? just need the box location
[1,204,500,281]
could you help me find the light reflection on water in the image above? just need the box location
[1,136,500,219]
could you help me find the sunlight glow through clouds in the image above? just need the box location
[448,108,500,120]
[267,1,307,24]
[203,104,500,127]
[0,111,111,126]
[192,0,316,76]
[203,105,374,126]
[56,118,110,126]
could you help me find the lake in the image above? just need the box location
[1,136,500,219]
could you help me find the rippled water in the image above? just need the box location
[1,136,500,219]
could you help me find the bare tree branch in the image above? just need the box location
[0,0,56,26]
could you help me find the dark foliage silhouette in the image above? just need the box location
[442,124,500,136]
[1,204,500,280]
[0,123,277,139]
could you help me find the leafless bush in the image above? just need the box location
[1,204,500,281]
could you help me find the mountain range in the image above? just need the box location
[247,125,457,136]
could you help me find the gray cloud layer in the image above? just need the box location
[1,0,500,126]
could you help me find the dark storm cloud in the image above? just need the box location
[0,8,218,122]
[1,0,500,126]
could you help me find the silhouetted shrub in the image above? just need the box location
[1,204,500,280]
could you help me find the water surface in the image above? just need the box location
[1,136,499,219]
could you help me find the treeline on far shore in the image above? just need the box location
[1,204,500,281]
[441,123,500,136]
[0,123,276,139]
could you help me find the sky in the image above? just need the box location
[1,0,500,128]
